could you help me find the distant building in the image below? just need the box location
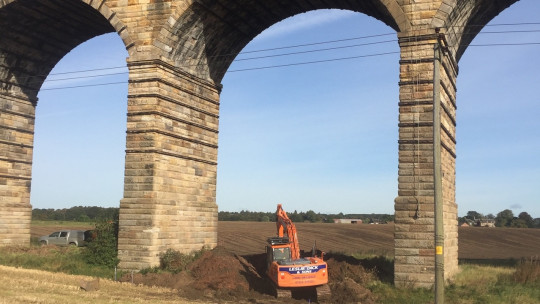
[460,222,470,227]
[476,219,495,227]
[333,219,362,224]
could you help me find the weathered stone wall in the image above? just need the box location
[0,93,34,245]
[118,59,220,268]
[394,27,459,286]
[0,0,521,288]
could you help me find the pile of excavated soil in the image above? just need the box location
[122,247,381,304]
[326,255,379,304]
[122,247,282,303]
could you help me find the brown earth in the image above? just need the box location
[218,221,540,260]
[29,221,540,303]
[119,247,382,304]
[32,221,540,260]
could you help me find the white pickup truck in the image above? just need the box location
[39,230,88,247]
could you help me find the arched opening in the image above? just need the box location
[32,33,128,211]
[0,0,130,245]
[457,0,540,223]
[218,9,400,216]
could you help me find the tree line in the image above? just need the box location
[460,209,540,228]
[32,206,539,228]
[218,210,394,223]
[32,206,393,223]
[32,206,119,222]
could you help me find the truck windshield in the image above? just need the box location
[273,247,291,261]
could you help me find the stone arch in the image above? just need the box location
[431,0,518,61]
[0,0,132,246]
[155,0,410,83]
[0,0,133,99]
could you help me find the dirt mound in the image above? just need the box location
[187,246,252,298]
[326,257,379,304]
[121,247,280,302]
[123,247,381,303]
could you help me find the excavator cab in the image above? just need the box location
[272,247,291,262]
[266,236,292,265]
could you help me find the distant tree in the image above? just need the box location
[78,214,91,222]
[304,210,321,223]
[518,212,534,228]
[533,218,540,228]
[511,219,528,228]
[381,214,395,223]
[466,211,484,220]
[486,213,495,219]
[495,209,514,227]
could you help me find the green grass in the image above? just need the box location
[1,242,538,303]
[0,245,118,279]
[370,260,540,304]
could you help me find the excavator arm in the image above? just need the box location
[275,204,300,260]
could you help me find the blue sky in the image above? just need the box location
[32,1,539,218]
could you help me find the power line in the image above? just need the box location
[49,65,126,76]
[40,81,127,91]
[228,51,400,72]
[39,39,397,83]
[37,34,396,78]
[236,33,396,55]
[37,39,540,90]
[26,25,540,80]
[451,22,540,28]
[468,42,540,47]
[46,71,127,82]
[461,29,540,35]
[40,39,398,83]
[235,39,396,62]
[21,23,540,90]
[38,50,401,90]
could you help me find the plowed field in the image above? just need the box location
[218,222,540,259]
[32,221,540,259]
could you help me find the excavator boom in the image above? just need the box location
[275,204,300,259]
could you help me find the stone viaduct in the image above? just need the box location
[0,0,520,287]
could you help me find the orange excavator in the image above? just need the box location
[265,204,330,299]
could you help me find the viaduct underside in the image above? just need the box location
[0,0,519,288]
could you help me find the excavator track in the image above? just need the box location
[316,284,331,301]
[275,287,292,298]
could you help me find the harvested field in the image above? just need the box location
[458,226,540,259]
[0,264,205,304]
[31,221,540,260]
[218,221,540,260]
[1,221,537,304]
